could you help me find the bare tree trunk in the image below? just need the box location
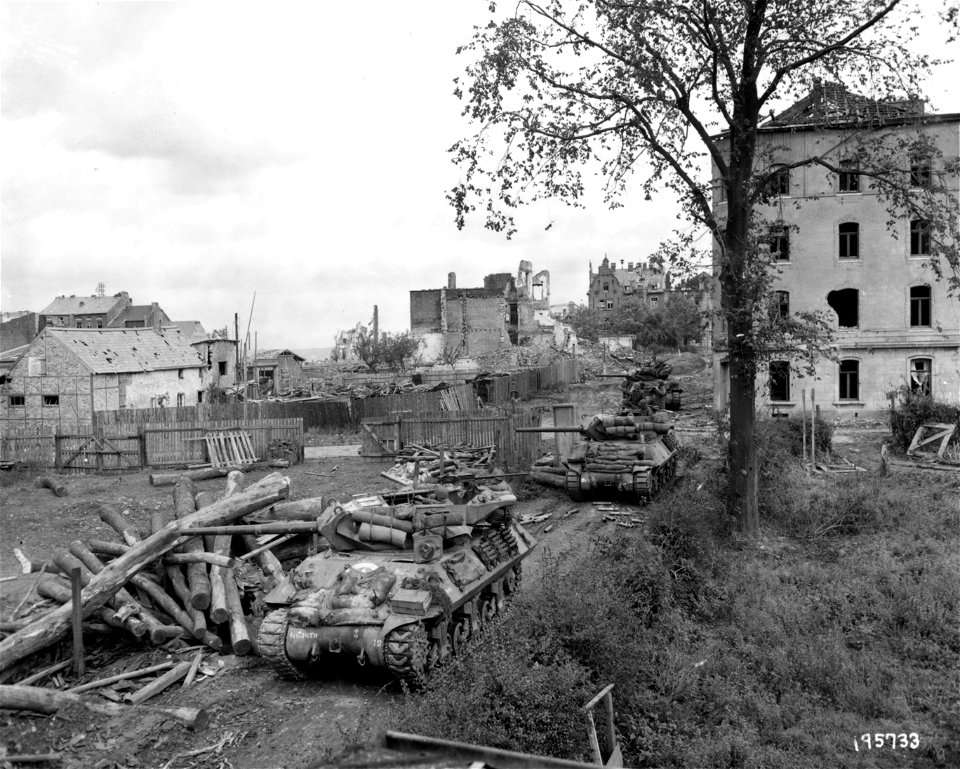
[727,353,758,536]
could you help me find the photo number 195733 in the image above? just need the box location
[854,733,920,751]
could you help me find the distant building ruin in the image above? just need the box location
[410,261,569,360]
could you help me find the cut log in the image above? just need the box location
[206,473,241,625]
[0,684,209,730]
[87,540,234,568]
[174,477,211,611]
[224,470,244,497]
[164,566,207,638]
[221,570,252,655]
[194,491,217,509]
[247,497,326,522]
[36,578,130,637]
[67,661,176,693]
[240,535,284,585]
[149,467,242,487]
[531,471,568,489]
[68,541,170,643]
[124,660,192,705]
[97,504,142,546]
[0,472,290,673]
[34,475,68,497]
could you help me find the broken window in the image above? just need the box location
[910,156,932,188]
[96,319,103,328]
[197,390,204,404]
[76,320,82,328]
[910,219,930,256]
[910,285,931,327]
[177,393,185,407]
[218,361,228,376]
[838,222,859,259]
[827,288,858,327]
[769,361,790,401]
[775,290,790,319]
[838,159,860,193]
[769,226,790,262]
[767,165,790,196]
[909,358,932,396]
[8,395,25,407]
[838,359,860,400]
[42,394,59,406]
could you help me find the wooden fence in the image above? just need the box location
[0,418,304,471]
[352,383,478,421]
[141,418,304,467]
[362,408,549,469]
[94,400,350,432]
[479,358,581,405]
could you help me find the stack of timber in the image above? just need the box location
[0,471,299,690]
[380,443,496,487]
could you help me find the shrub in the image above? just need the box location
[890,388,960,452]
[756,415,832,471]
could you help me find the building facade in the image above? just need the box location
[0,327,205,434]
[711,83,960,417]
[411,261,561,360]
[587,257,667,315]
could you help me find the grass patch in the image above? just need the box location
[392,461,959,768]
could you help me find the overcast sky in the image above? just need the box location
[1,2,954,353]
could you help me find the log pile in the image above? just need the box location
[1,471,293,679]
[380,443,496,487]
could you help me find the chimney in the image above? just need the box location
[151,302,161,331]
[448,272,456,289]
[628,262,634,270]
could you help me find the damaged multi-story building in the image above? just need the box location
[712,81,960,416]
[411,261,570,360]
[587,257,668,314]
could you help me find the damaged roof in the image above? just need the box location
[44,327,204,374]
[39,295,126,316]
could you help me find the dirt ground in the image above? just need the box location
[0,355,901,768]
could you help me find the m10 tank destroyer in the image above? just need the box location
[519,412,680,503]
[257,484,534,683]
[597,358,683,412]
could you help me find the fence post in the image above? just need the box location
[139,427,148,469]
[54,428,62,469]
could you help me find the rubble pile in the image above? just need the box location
[270,379,457,401]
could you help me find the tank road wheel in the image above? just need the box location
[565,470,586,502]
[384,621,430,685]
[257,608,306,681]
[503,564,522,595]
[449,616,470,656]
[479,593,498,628]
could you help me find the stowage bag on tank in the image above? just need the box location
[442,551,485,589]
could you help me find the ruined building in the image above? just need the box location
[712,81,960,416]
[410,261,563,360]
[588,257,667,314]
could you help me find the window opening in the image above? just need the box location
[839,360,860,400]
[603,283,609,292]
[910,219,930,256]
[827,289,858,327]
[197,391,204,403]
[769,361,790,401]
[769,227,790,262]
[910,157,931,188]
[838,222,859,259]
[909,358,932,396]
[218,361,228,376]
[775,290,790,319]
[177,393,185,407]
[8,395,25,407]
[910,286,931,327]
[767,166,790,196]
[838,160,860,193]
[42,394,60,406]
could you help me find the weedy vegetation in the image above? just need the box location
[393,420,959,768]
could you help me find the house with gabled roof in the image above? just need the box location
[0,327,205,433]
[245,349,306,395]
[39,292,132,331]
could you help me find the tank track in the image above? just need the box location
[257,608,307,680]
[383,621,430,684]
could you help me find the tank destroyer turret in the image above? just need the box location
[257,483,534,684]
[597,358,683,412]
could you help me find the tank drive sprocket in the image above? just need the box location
[257,608,307,680]
[383,621,431,684]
